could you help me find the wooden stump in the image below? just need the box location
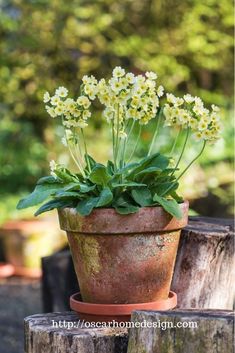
[172,217,235,309]
[127,309,234,353]
[41,249,79,312]
[24,312,128,353]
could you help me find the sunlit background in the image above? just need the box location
[0,0,234,259]
[1,0,234,224]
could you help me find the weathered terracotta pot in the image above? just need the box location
[58,202,188,304]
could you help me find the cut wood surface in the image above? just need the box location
[172,216,235,309]
[24,312,128,353]
[127,309,234,353]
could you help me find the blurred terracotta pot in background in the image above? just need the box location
[0,217,66,278]
[58,202,188,304]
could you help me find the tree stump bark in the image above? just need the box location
[172,217,234,309]
[127,309,234,353]
[24,312,128,353]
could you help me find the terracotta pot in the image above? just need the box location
[0,262,42,279]
[0,263,14,278]
[70,291,177,323]
[58,202,188,304]
[0,218,66,275]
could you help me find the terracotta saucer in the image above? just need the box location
[70,291,177,323]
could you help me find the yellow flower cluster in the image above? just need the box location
[43,86,92,130]
[43,69,222,147]
[96,67,164,126]
[163,94,222,142]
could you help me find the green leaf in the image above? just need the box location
[170,190,184,203]
[114,162,139,176]
[111,182,147,188]
[96,188,113,207]
[55,167,79,183]
[113,194,139,214]
[62,182,96,194]
[107,160,115,175]
[54,191,83,199]
[80,184,96,193]
[85,154,97,171]
[128,153,169,179]
[113,194,132,208]
[62,182,81,191]
[131,187,153,207]
[76,197,99,216]
[17,183,64,209]
[152,181,179,196]
[135,166,162,179]
[34,199,71,216]
[89,164,112,186]
[114,205,139,214]
[37,176,59,185]
[153,194,182,219]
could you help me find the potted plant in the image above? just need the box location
[17,67,221,321]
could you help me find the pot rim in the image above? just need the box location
[70,291,177,315]
[58,200,189,234]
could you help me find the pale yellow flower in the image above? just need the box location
[146,71,157,80]
[55,106,64,115]
[125,73,135,84]
[49,160,57,172]
[84,84,97,100]
[76,120,88,129]
[43,92,50,103]
[198,120,208,131]
[83,110,91,119]
[112,66,125,78]
[183,94,194,104]
[46,105,57,118]
[212,104,220,112]
[50,95,61,106]
[55,86,68,98]
[193,131,203,141]
[157,85,164,97]
[77,96,91,109]
[64,98,76,111]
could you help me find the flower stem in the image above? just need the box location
[111,118,115,161]
[160,139,206,197]
[120,120,129,168]
[126,119,135,143]
[169,128,181,156]
[81,129,91,172]
[127,125,142,163]
[177,140,206,180]
[148,108,162,156]
[114,104,120,170]
[67,143,85,177]
[171,126,190,176]
[62,115,85,177]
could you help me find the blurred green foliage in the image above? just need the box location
[0,0,234,218]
